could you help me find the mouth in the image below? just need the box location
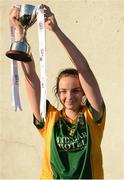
[65,101,74,105]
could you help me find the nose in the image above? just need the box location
[66,91,73,100]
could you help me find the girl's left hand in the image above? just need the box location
[41,4,59,32]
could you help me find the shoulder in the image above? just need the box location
[83,100,106,124]
[33,100,60,137]
[33,100,59,129]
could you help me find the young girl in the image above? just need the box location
[10,4,106,179]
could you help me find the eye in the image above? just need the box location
[71,89,82,94]
[59,90,67,94]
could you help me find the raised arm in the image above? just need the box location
[43,5,104,117]
[54,28,103,114]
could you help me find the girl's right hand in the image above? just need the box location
[9,6,23,40]
[9,6,23,32]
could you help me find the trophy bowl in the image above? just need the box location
[6,4,36,62]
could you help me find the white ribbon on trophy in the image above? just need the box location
[37,6,46,120]
[10,25,22,111]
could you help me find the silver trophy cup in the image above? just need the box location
[6,4,36,62]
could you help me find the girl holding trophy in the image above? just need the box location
[9,4,106,179]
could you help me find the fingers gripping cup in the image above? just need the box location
[6,4,36,62]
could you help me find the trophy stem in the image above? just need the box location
[23,28,27,41]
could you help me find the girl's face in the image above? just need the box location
[58,76,84,112]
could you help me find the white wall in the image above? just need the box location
[0,0,124,179]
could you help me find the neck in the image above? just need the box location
[65,108,80,121]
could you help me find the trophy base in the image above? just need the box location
[6,50,32,62]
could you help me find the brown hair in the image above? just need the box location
[54,68,79,97]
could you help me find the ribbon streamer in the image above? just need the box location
[37,6,46,120]
[10,26,22,111]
